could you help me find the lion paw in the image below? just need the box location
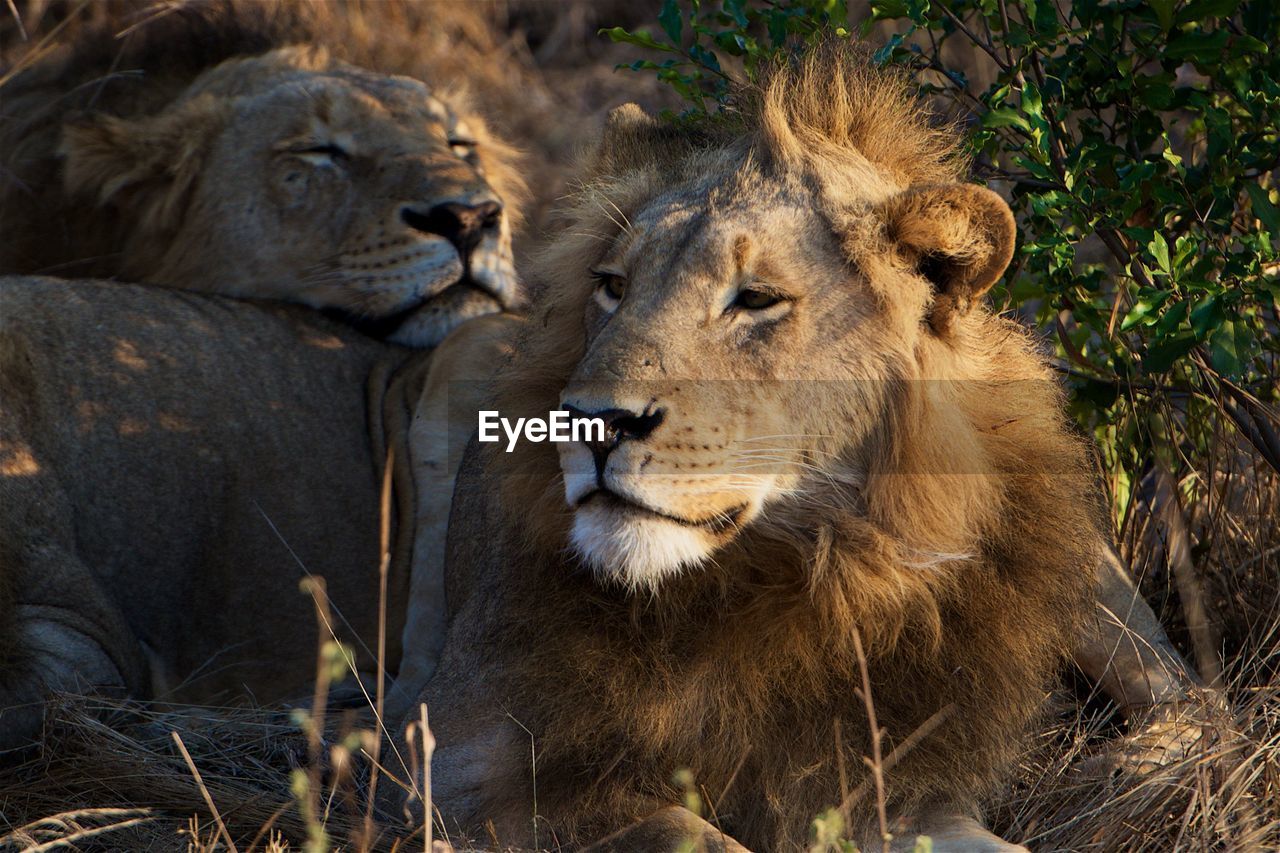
[1085,691,1232,776]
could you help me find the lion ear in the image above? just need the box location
[875,183,1016,335]
[59,95,229,235]
[589,103,679,176]
[603,103,659,139]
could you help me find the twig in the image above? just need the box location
[933,0,1010,71]
[1153,466,1222,687]
[302,576,333,851]
[851,627,891,853]
[713,746,752,817]
[172,731,240,853]
[407,703,438,853]
[422,703,434,853]
[834,719,851,831]
[839,704,957,815]
[22,817,155,853]
[5,0,26,41]
[365,448,396,849]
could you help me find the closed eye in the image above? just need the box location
[289,143,349,166]
[300,143,347,157]
[449,139,477,159]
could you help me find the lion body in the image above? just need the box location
[0,2,530,749]
[406,48,1102,850]
[0,277,415,743]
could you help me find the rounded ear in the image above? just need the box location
[59,95,229,235]
[604,103,660,141]
[588,103,702,181]
[875,183,1016,335]
[586,103,661,175]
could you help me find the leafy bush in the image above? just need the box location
[604,0,1280,524]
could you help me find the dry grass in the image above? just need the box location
[0,696,383,850]
[1,2,1278,851]
[991,661,1280,850]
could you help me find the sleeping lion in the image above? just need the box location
[0,3,524,748]
[0,5,523,347]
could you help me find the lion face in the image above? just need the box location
[557,181,887,588]
[60,49,521,347]
[549,109,1015,591]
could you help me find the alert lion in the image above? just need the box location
[401,49,1108,851]
[0,275,517,751]
[0,2,524,347]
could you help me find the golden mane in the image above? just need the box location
[748,41,967,188]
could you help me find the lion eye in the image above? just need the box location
[591,270,627,304]
[293,143,349,165]
[449,139,477,159]
[734,288,784,311]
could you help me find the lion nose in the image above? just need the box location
[563,403,665,479]
[565,405,665,445]
[401,200,502,261]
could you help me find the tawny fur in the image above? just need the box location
[412,45,1102,850]
[0,0,526,343]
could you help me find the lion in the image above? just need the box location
[0,274,518,751]
[396,48,1198,852]
[0,1,524,347]
[0,2,526,751]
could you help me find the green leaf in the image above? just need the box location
[1147,0,1176,31]
[1178,0,1242,23]
[1022,80,1044,120]
[1148,233,1172,276]
[982,107,1033,132]
[1190,294,1225,339]
[1209,318,1246,377]
[658,0,683,44]
[873,30,912,65]
[1164,28,1230,62]
[599,27,677,52]
[725,0,750,28]
[1245,183,1280,234]
[1155,298,1190,337]
[869,0,912,21]
[1145,333,1198,373]
[1121,290,1171,330]
[688,43,722,73]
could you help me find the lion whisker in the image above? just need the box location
[591,194,631,235]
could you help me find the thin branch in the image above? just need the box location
[851,628,891,853]
[933,0,1010,71]
[172,732,240,853]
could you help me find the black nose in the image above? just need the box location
[565,405,666,446]
[564,403,665,482]
[401,200,502,260]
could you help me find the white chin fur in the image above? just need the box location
[571,502,714,593]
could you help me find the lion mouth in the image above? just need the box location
[324,274,501,340]
[578,489,746,535]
